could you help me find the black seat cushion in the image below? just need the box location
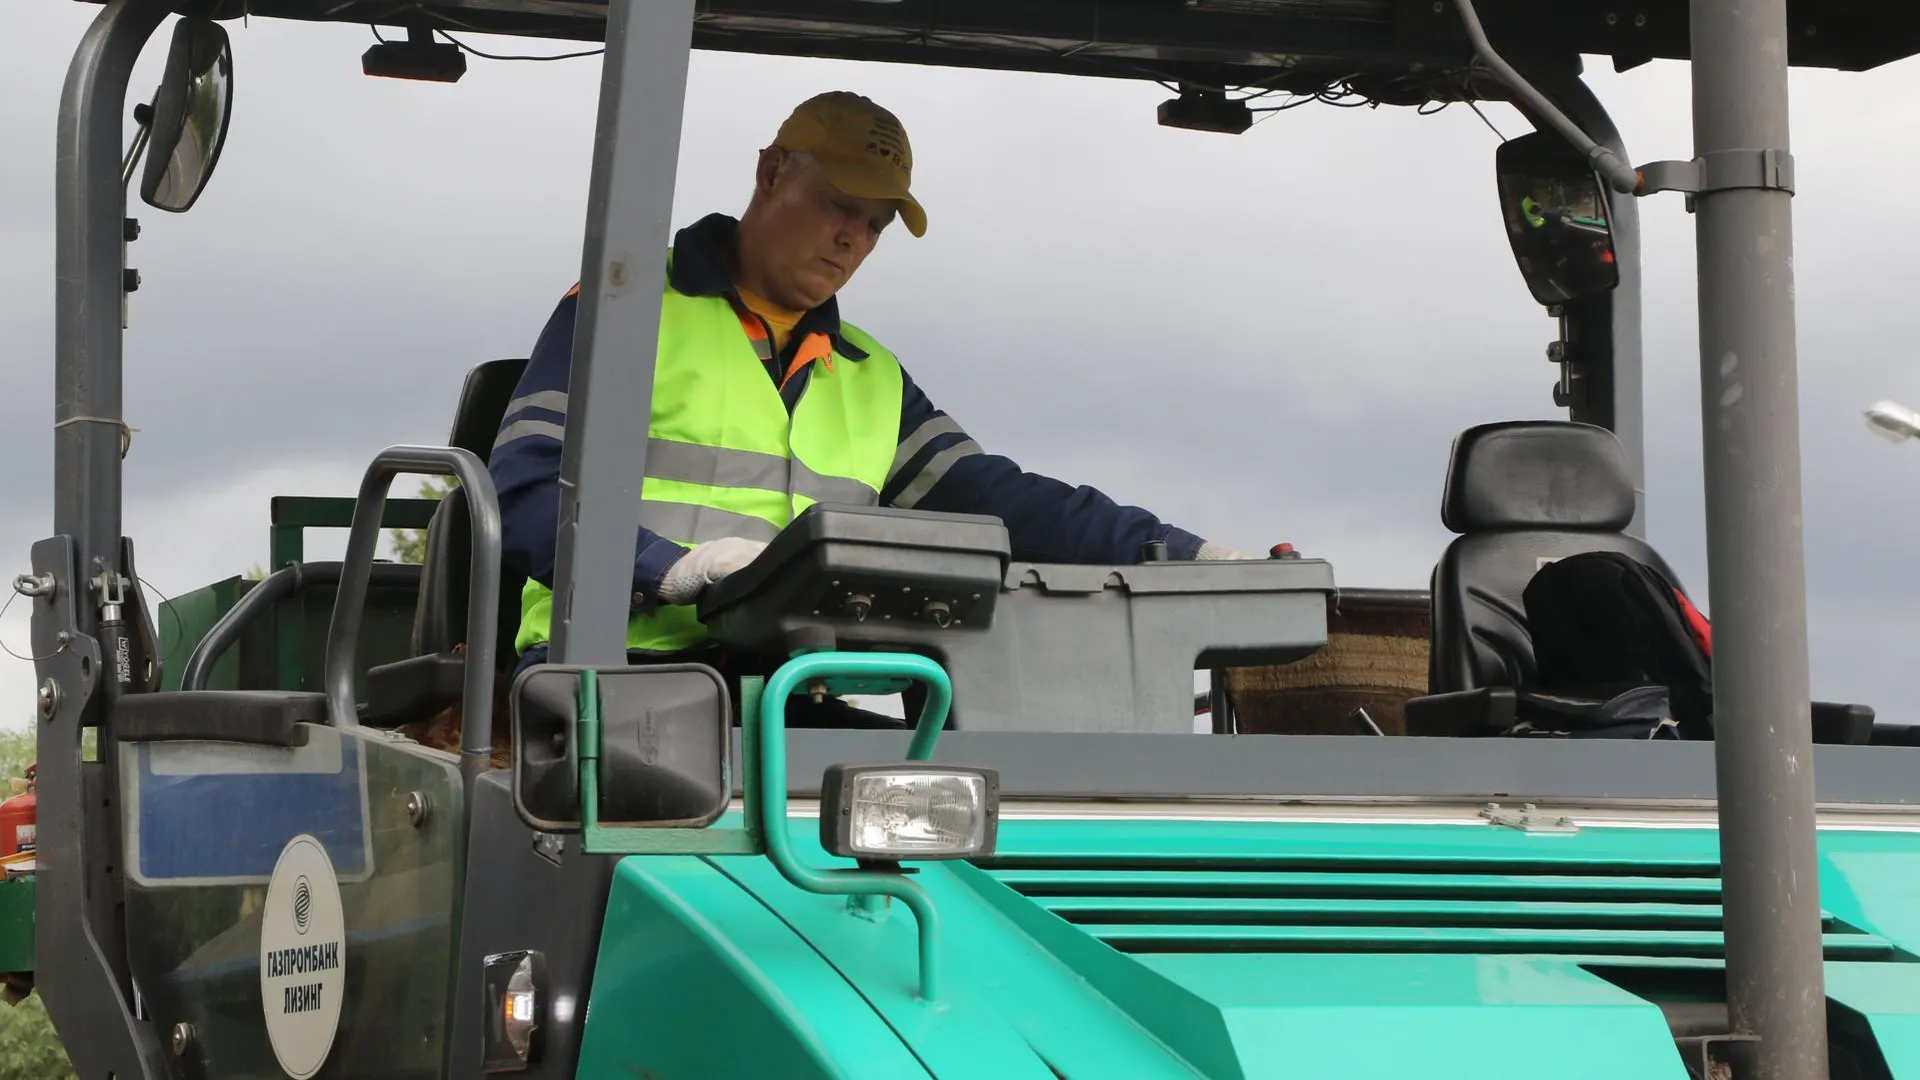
[1429,421,1683,693]
[411,487,523,673]
[451,358,530,460]
[1434,531,1684,693]
[364,360,529,728]
[1441,421,1636,534]
[409,358,530,668]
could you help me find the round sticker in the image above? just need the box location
[259,834,346,1079]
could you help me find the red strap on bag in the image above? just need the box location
[1672,588,1713,657]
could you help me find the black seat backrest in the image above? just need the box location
[412,358,531,669]
[1429,420,1685,695]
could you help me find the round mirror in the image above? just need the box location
[140,17,234,213]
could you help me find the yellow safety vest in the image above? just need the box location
[514,255,905,656]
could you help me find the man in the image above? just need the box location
[491,91,1245,695]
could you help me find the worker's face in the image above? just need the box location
[748,148,897,309]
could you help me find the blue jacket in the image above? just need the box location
[489,213,1206,613]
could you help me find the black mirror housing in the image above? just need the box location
[140,17,234,213]
[511,663,732,833]
[1496,130,1621,307]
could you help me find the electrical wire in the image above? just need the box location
[0,589,66,665]
[369,24,605,61]
[436,28,604,61]
[138,576,185,676]
[361,18,1503,127]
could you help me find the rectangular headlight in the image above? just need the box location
[820,764,1000,861]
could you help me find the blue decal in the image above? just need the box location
[127,736,373,886]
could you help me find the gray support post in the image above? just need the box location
[55,0,164,632]
[38,0,173,1075]
[547,0,697,666]
[1552,75,1647,537]
[1690,0,1829,1076]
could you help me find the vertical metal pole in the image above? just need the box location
[1691,1,1829,1076]
[39,1,174,1076]
[55,2,159,607]
[1551,74,1647,537]
[547,0,696,666]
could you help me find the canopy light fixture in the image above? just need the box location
[1157,84,1254,134]
[363,27,466,83]
[1864,400,1920,444]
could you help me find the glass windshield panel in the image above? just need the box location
[118,726,462,1079]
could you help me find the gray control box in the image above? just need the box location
[701,506,1337,734]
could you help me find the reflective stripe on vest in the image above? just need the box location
[514,257,904,656]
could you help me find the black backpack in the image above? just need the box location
[1515,550,1716,740]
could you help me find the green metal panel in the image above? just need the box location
[744,816,1920,1075]
[710,843,1206,1078]
[1039,895,1735,925]
[705,816,1769,1079]
[973,820,1914,963]
[1133,953,1691,1080]
[280,573,418,696]
[575,807,1920,1077]
[989,867,1728,901]
[266,495,441,568]
[576,855,932,1079]
[1819,842,1920,1078]
[1823,963,1920,1079]
[1820,843,1920,961]
[968,817,1730,868]
[0,877,32,974]
[1077,923,1896,959]
[155,576,246,692]
[267,495,437,692]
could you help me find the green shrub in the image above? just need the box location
[0,726,73,1077]
[0,993,75,1080]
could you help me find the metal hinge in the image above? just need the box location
[1479,802,1577,833]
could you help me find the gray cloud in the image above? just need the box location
[2,7,1917,726]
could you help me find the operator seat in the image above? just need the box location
[1408,419,1874,743]
[361,358,529,728]
[1425,419,1672,695]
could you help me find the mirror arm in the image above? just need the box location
[119,104,152,190]
[1636,151,1796,198]
[1448,0,1641,195]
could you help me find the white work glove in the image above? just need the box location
[1196,540,1257,560]
[656,537,768,605]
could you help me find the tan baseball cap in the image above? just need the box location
[773,91,927,238]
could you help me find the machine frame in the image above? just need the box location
[23,1,1920,1077]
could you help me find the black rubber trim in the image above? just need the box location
[114,691,326,747]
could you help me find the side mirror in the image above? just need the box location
[512,664,731,833]
[140,17,234,213]
[1495,130,1620,307]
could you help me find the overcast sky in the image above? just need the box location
[3,6,1918,732]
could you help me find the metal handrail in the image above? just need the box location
[326,445,502,783]
[178,561,418,692]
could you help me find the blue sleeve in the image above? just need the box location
[880,366,1206,563]
[488,290,688,607]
